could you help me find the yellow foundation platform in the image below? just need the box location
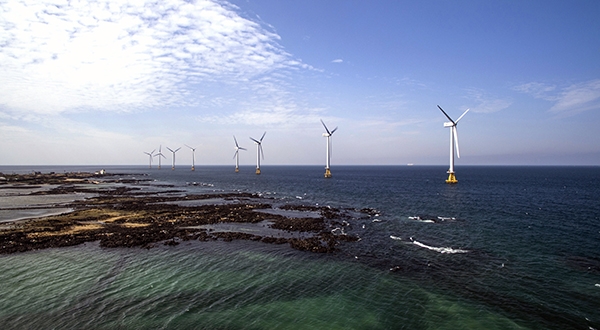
[445,172,458,184]
[255,168,261,175]
[235,168,239,173]
[324,168,332,178]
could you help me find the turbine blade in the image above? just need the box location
[320,119,331,135]
[250,137,260,144]
[240,147,247,151]
[167,147,174,153]
[175,147,181,152]
[331,126,338,134]
[233,150,238,159]
[260,131,266,142]
[185,144,193,150]
[455,109,469,124]
[437,105,455,125]
[259,144,264,160]
[233,135,239,148]
[453,127,460,158]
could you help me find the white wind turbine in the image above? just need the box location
[320,119,338,178]
[143,149,155,169]
[437,105,469,183]
[154,145,166,169]
[166,146,181,170]
[184,144,196,171]
[249,132,266,175]
[233,136,247,173]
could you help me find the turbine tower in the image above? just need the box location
[233,136,247,173]
[437,105,469,184]
[249,132,266,175]
[185,144,196,171]
[143,149,155,169]
[320,119,338,178]
[166,146,181,170]
[154,145,166,169]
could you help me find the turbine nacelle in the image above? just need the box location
[443,122,454,128]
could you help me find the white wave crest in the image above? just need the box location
[390,235,402,241]
[408,216,436,223]
[413,240,469,254]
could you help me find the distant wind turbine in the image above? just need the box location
[233,136,246,173]
[320,119,338,178]
[154,145,167,169]
[166,146,181,170]
[143,149,155,169]
[437,105,469,183]
[184,144,196,171]
[249,132,266,175]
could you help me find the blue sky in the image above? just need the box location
[1,0,599,166]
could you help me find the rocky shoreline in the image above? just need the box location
[0,171,363,254]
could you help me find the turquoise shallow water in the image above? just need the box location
[0,165,599,329]
[0,241,524,329]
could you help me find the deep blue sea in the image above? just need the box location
[1,165,599,329]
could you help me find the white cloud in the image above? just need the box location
[515,79,600,116]
[549,80,600,115]
[513,82,557,100]
[465,89,512,113]
[331,59,343,63]
[0,0,304,114]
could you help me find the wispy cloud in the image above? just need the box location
[515,79,600,116]
[465,89,512,113]
[513,82,557,100]
[331,59,343,63]
[549,80,600,115]
[0,0,305,114]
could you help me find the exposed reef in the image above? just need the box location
[0,172,362,254]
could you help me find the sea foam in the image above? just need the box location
[412,240,469,254]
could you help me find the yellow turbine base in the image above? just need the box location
[324,168,332,178]
[172,167,175,170]
[235,168,239,173]
[191,167,195,171]
[255,168,261,175]
[445,172,458,184]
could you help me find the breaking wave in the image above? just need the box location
[412,240,469,254]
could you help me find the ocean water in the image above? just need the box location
[0,165,599,329]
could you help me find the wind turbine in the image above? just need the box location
[166,146,181,170]
[249,132,266,175]
[437,105,469,183]
[233,136,246,173]
[185,144,196,171]
[143,149,155,169]
[154,145,166,169]
[320,119,338,178]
